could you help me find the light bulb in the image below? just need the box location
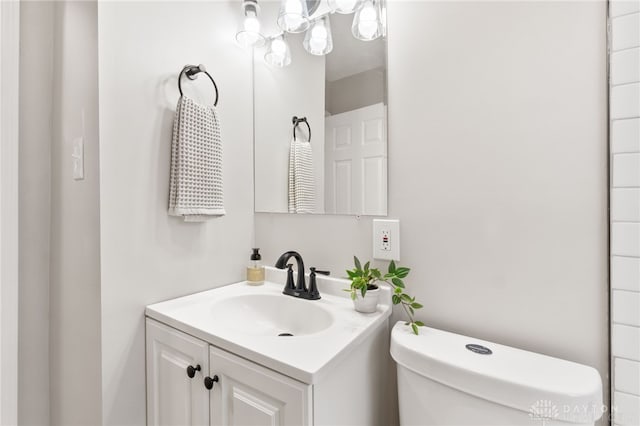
[303,16,333,55]
[360,3,376,20]
[271,38,287,55]
[277,0,310,33]
[328,0,358,14]
[352,0,382,41]
[309,22,328,51]
[357,16,377,39]
[264,35,291,67]
[284,0,302,14]
[235,7,265,48]
[244,15,260,33]
[309,37,327,52]
[284,15,304,31]
[311,22,327,39]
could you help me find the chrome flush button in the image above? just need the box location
[466,344,492,355]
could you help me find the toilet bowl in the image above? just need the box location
[390,322,603,426]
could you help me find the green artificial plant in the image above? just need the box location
[346,256,425,335]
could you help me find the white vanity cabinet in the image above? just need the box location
[146,319,210,425]
[210,345,311,425]
[145,275,393,426]
[146,318,311,426]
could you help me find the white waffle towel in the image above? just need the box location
[288,139,315,214]
[168,96,225,221]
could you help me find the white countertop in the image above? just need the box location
[145,267,392,384]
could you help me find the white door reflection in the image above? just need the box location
[325,103,387,215]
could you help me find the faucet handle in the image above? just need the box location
[285,264,296,291]
[307,268,321,300]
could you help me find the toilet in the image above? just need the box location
[390,322,603,426]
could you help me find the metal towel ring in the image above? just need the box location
[292,116,311,142]
[178,64,219,106]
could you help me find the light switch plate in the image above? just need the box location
[373,219,400,260]
[72,137,84,180]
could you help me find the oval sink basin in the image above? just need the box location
[210,294,334,337]
[146,274,394,384]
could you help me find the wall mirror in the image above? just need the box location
[253,0,388,215]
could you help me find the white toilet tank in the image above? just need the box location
[390,322,603,426]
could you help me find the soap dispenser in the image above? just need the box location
[246,248,265,285]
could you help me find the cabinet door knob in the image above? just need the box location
[204,375,219,390]
[186,364,201,378]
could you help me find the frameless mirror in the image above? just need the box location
[253,1,387,215]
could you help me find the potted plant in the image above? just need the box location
[346,256,425,334]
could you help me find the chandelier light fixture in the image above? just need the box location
[238,0,385,67]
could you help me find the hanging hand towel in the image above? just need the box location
[168,95,225,221]
[288,139,315,214]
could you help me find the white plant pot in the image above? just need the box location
[353,287,380,313]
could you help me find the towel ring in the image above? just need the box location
[292,116,311,142]
[178,64,219,106]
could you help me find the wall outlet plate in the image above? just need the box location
[373,219,400,260]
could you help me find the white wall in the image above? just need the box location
[254,1,326,214]
[256,2,609,421]
[13,1,611,424]
[49,1,103,424]
[610,1,640,425]
[18,2,53,424]
[97,2,255,424]
[1,1,20,424]
[18,3,103,424]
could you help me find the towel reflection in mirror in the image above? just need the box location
[288,121,315,214]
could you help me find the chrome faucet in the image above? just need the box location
[275,251,326,300]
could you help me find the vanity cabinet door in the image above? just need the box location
[146,319,210,426]
[209,346,312,426]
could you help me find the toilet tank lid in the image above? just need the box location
[390,322,603,424]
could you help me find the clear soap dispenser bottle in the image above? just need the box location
[247,248,265,285]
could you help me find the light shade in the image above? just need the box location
[264,34,292,67]
[236,1,265,48]
[277,0,310,33]
[352,0,383,41]
[303,16,333,56]
[328,0,358,14]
